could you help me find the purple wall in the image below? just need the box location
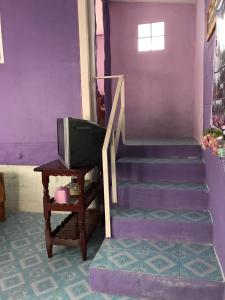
[0,0,81,165]
[204,0,225,273]
[97,35,105,95]
[110,2,196,139]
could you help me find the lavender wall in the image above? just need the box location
[97,35,105,95]
[110,2,195,139]
[193,0,204,142]
[0,0,81,165]
[204,0,225,273]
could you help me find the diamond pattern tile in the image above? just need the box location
[179,242,215,257]
[92,247,140,273]
[117,208,146,219]
[103,238,144,251]
[1,211,223,300]
[117,157,203,164]
[0,211,144,300]
[143,240,179,255]
[140,253,179,276]
[180,256,223,282]
[91,237,224,283]
[112,207,212,225]
[123,138,198,145]
[118,180,207,191]
[179,211,211,223]
[145,210,178,221]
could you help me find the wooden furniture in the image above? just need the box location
[97,91,105,127]
[34,160,102,261]
[0,173,6,222]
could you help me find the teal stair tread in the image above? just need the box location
[117,180,208,192]
[111,207,212,224]
[124,138,199,146]
[117,157,203,164]
[91,238,224,283]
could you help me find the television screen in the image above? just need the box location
[57,118,106,169]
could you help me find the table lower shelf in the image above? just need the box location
[47,182,99,212]
[51,209,101,247]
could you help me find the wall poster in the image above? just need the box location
[212,0,225,129]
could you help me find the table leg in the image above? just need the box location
[79,213,87,261]
[99,168,105,227]
[77,174,87,261]
[42,174,53,258]
[0,173,6,222]
[0,203,5,222]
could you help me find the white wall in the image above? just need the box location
[1,165,69,212]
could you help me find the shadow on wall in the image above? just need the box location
[4,172,20,212]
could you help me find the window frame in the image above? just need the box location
[138,22,165,52]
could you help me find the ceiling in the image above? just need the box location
[109,0,196,3]
[97,0,196,35]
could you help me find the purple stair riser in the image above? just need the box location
[118,188,208,210]
[118,145,202,158]
[111,217,212,243]
[90,268,224,300]
[117,163,205,182]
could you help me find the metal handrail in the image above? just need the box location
[96,75,125,238]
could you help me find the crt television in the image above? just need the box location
[57,118,106,168]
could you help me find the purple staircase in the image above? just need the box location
[90,140,225,299]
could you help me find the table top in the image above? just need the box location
[34,159,95,174]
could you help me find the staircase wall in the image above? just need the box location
[0,0,81,166]
[193,0,204,142]
[204,0,225,275]
[110,2,196,139]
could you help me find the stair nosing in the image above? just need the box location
[117,180,208,192]
[117,157,204,165]
[111,208,212,225]
[90,238,224,284]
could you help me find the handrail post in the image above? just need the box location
[98,74,125,239]
[121,78,126,145]
[110,132,117,204]
[102,149,111,238]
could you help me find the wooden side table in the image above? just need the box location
[0,173,6,222]
[34,160,102,261]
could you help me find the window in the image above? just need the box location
[138,22,165,52]
[0,15,4,64]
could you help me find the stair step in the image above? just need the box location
[119,141,202,159]
[117,180,208,210]
[90,238,224,299]
[117,157,203,164]
[118,180,207,190]
[123,138,199,146]
[111,207,212,243]
[119,144,202,158]
[117,157,205,182]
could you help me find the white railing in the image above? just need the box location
[97,75,125,238]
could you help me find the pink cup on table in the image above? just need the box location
[54,187,69,204]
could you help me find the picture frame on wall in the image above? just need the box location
[206,0,220,41]
[212,0,225,129]
[0,15,4,64]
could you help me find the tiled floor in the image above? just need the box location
[111,207,212,223]
[0,211,138,300]
[117,157,203,164]
[117,180,207,191]
[124,138,198,146]
[91,238,224,282]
